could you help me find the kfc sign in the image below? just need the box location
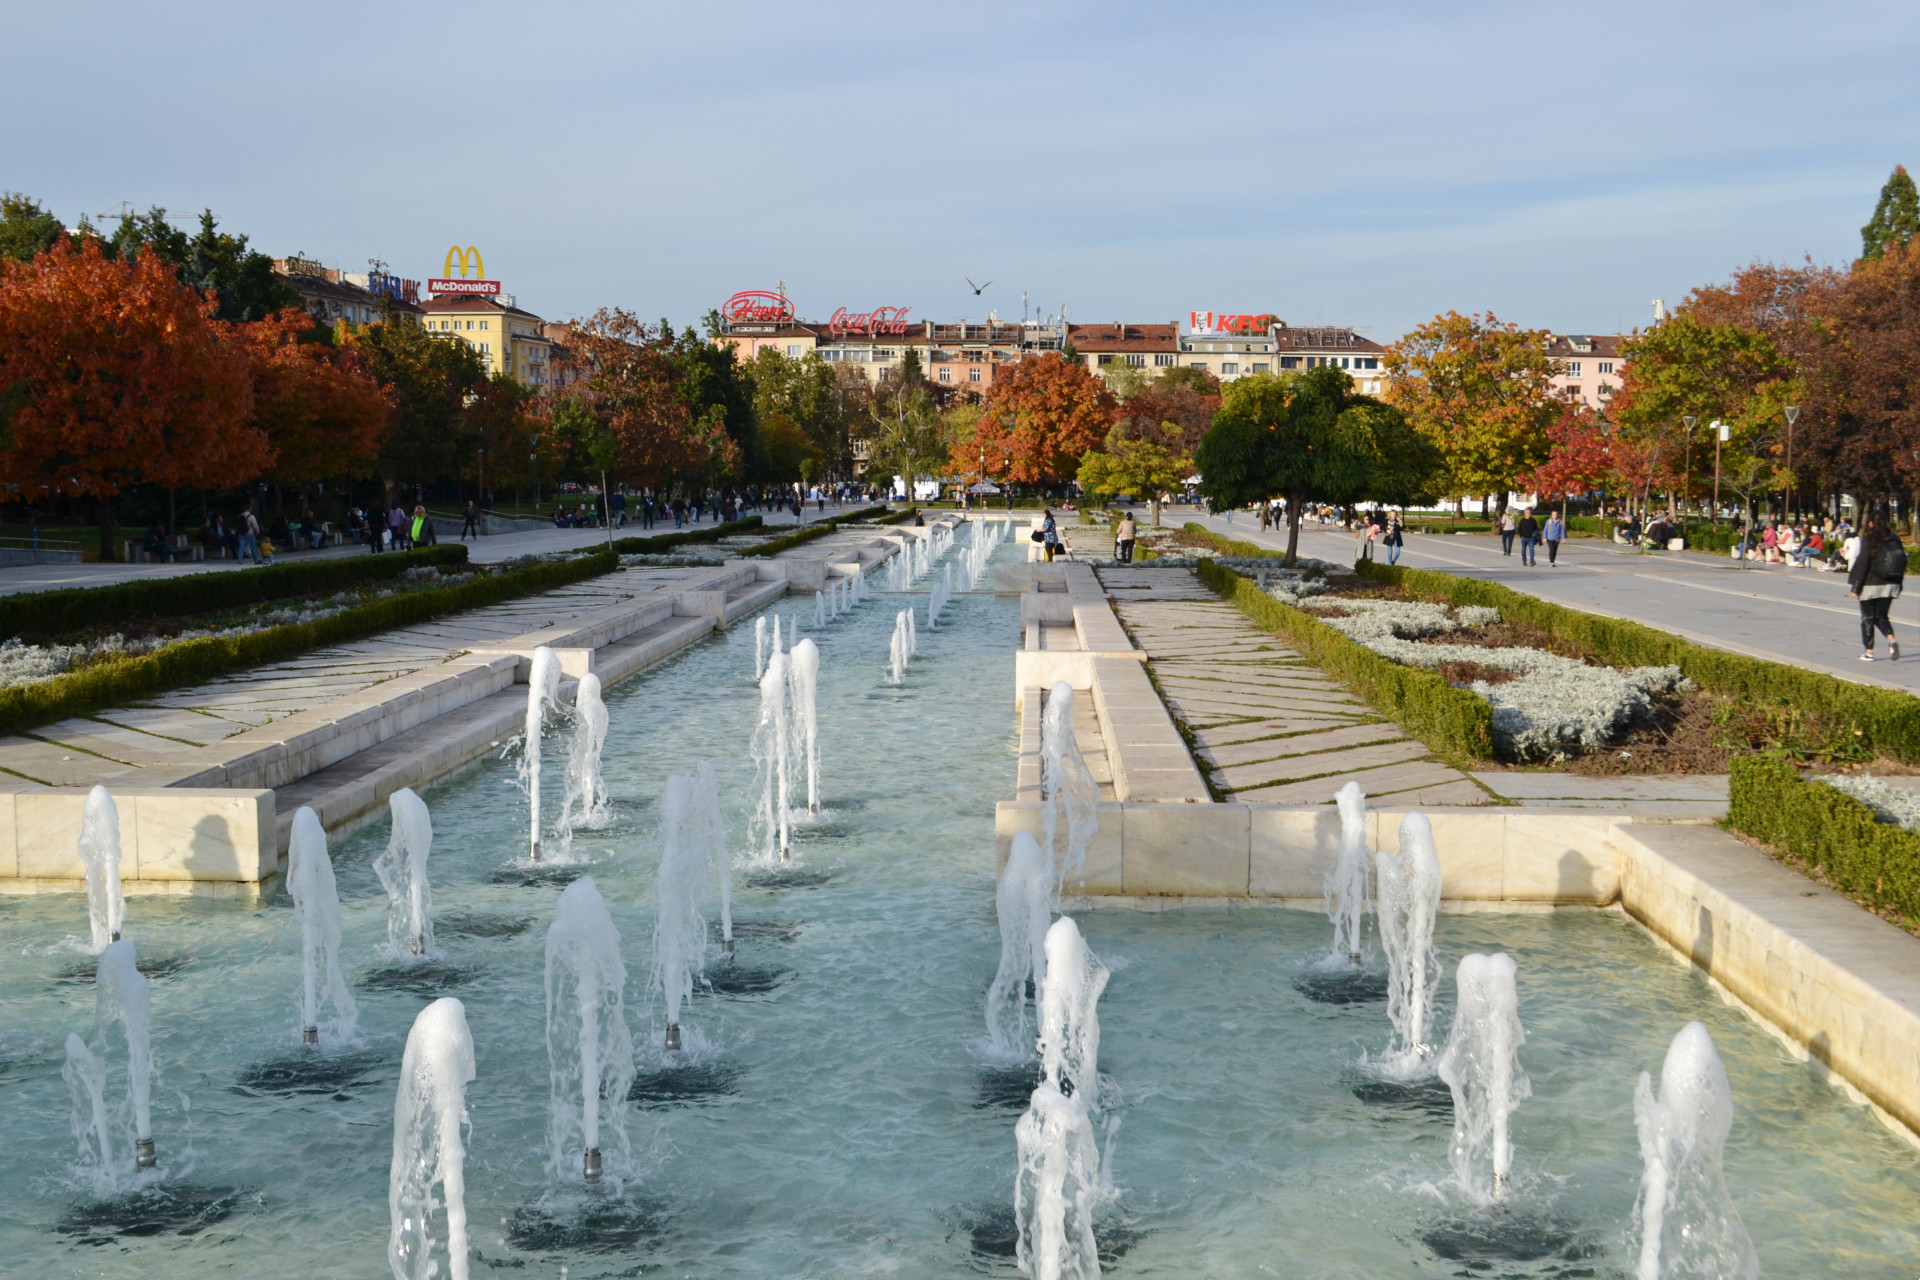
[723,290,796,324]
[829,306,913,336]
[1190,310,1280,335]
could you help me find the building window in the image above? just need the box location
[968,368,981,382]
[1280,357,1299,369]
[1189,361,1208,369]
[1221,362,1239,376]
[1598,361,1614,374]
[480,320,488,330]
[786,344,801,358]
[1252,362,1270,374]
[1565,361,1582,376]
[1565,385,1581,399]
[1360,357,1379,370]
[1154,353,1173,367]
[1097,354,1114,366]
[1125,353,1145,367]
[1598,383,1613,398]
[939,369,951,383]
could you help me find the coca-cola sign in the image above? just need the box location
[723,290,795,324]
[829,306,913,336]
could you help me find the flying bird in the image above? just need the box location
[966,277,992,295]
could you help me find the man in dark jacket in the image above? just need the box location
[1848,513,1904,661]
[1516,509,1540,566]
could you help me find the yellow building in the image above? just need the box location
[419,293,553,389]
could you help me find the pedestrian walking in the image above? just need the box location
[239,505,262,565]
[1849,512,1905,661]
[411,505,431,547]
[1041,509,1061,563]
[1516,508,1540,566]
[1383,511,1405,565]
[1499,510,1518,555]
[461,500,479,541]
[1114,512,1137,564]
[389,504,408,552]
[1544,511,1565,565]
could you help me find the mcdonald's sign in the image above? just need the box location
[428,245,501,296]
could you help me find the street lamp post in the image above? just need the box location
[1681,416,1695,531]
[1711,419,1726,526]
[1783,405,1800,522]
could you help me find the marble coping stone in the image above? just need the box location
[1087,656,1210,803]
[0,785,276,892]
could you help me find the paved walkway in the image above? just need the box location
[1096,565,1491,805]
[1181,511,1920,694]
[0,564,709,787]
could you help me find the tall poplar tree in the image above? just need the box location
[1862,165,1920,261]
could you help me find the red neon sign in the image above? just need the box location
[829,306,913,336]
[429,279,502,296]
[724,290,795,324]
[1190,310,1279,335]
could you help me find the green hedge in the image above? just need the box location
[1728,755,1920,926]
[739,518,863,558]
[610,516,763,556]
[1181,523,1284,559]
[0,545,470,643]
[0,549,618,738]
[835,504,893,523]
[1195,560,1496,760]
[872,506,922,526]
[1356,559,1920,763]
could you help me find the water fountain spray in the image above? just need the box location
[692,760,734,959]
[1376,811,1441,1063]
[1435,952,1529,1202]
[558,672,611,848]
[288,806,357,1048]
[375,788,435,958]
[1017,916,1110,1280]
[654,773,709,1050]
[789,638,821,814]
[987,831,1054,1057]
[79,785,125,951]
[752,650,794,862]
[1325,781,1370,965]
[1040,684,1099,900]
[63,1032,116,1185]
[545,876,634,1184]
[523,645,563,860]
[888,611,911,686]
[1632,1022,1759,1280]
[390,997,476,1280]
[754,615,768,679]
[94,940,156,1171]
[814,590,825,628]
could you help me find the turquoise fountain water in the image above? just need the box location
[1,536,1918,1276]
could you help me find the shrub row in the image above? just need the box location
[1728,754,1920,927]
[0,545,470,643]
[1195,560,1496,760]
[739,519,858,558]
[0,549,618,738]
[871,506,923,526]
[610,515,763,556]
[1181,523,1284,559]
[1355,559,1920,762]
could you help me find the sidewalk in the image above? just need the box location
[1181,511,1920,693]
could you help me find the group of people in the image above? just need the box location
[176,505,332,566]
[1496,508,1569,566]
[346,505,436,554]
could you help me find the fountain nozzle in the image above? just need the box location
[1492,1172,1510,1195]
[110,930,122,943]
[722,938,734,959]
[302,1025,319,1047]
[135,1137,156,1170]
[665,1023,681,1052]
[1349,951,1363,966]
[583,1147,602,1181]
[530,836,541,863]
[410,934,424,956]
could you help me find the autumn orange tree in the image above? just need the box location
[1384,312,1558,516]
[0,238,264,558]
[964,353,1116,488]
[558,308,740,491]
[240,310,392,491]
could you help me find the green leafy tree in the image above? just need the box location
[346,319,487,497]
[0,192,66,262]
[670,322,755,484]
[1076,421,1193,526]
[104,206,298,322]
[1862,165,1920,261]
[751,348,851,478]
[868,385,947,499]
[1197,367,1438,564]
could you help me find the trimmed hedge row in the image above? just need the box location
[610,515,763,556]
[871,506,923,526]
[1181,523,1284,559]
[1195,560,1496,760]
[1728,754,1920,926]
[740,519,858,558]
[0,545,470,643]
[0,548,619,738]
[1356,559,1920,763]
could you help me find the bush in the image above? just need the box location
[739,518,863,558]
[835,504,893,522]
[1195,560,1496,760]
[0,549,617,737]
[610,516,763,556]
[872,506,922,526]
[1728,754,1920,927]
[1356,559,1920,762]
[0,545,470,643]
[1181,523,1284,559]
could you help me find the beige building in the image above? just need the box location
[420,293,553,389]
[1544,333,1628,409]
[1069,323,1180,380]
[272,257,423,327]
[1271,327,1388,394]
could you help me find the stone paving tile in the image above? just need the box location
[95,706,251,745]
[31,719,207,765]
[1187,716,1371,747]
[1471,772,1730,800]
[1211,738,1433,791]
[0,736,145,786]
[1196,722,1407,770]
[1239,759,1473,804]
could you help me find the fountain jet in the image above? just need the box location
[389,997,476,1280]
[987,831,1053,1057]
[655,773,709,1050]
[288,806,357,1048]
[1435,953,1529,1203]
[558,671,610,849]
[1017,916,1110,1280]
[523,645,562,860]
[1633,1022,1759,1280]
[374,788,435,958]
[789,638,821,814]
[1040,684,1099,901]
[1326,781,1370,965]
[754,615,768,679]
[544,877,634,1184]
[1376,811,1441,1064]
[752,650,794,862]
[79,785,126,951]
[692,761,734,958]
[888,611,912,685]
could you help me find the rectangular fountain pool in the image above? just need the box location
[1,549,1916,1279]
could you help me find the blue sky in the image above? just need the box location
[5,1,1917,339]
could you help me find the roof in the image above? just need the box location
[419,293,546,323]
[1270,327,1385,354]
[1543,333,1627,358]
[1066,323,1178,352]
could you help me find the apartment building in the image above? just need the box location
[1544,333,1628,409]
[419,293,553,389]
[272,257,424,327]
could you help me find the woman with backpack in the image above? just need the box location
[1848,511,1905,661]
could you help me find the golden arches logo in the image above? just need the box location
[443,245,485,279]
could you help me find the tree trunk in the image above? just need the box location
[1284,490,1304,566]
[167,488,176,537]
[1150,496,1161,528]
[97,494,115,562]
